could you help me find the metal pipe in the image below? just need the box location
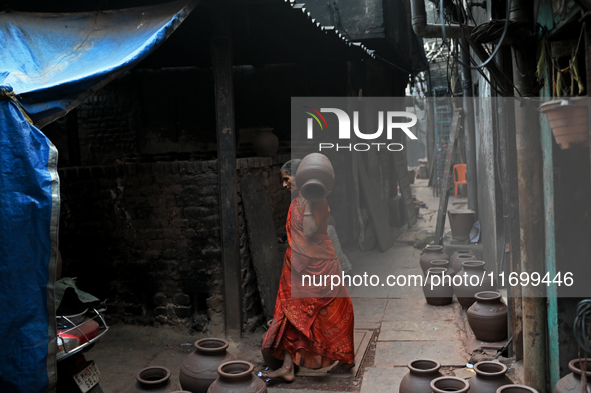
[410,0,468,38]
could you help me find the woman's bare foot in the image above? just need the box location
[329,361,355,374]
[261,366,295,382]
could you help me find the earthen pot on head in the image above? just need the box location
[554,358,591,393]
[295,153,335,201]
[128,366,180,393]
[399,359,443,393]
[467,292,508,342]
[207,361,267,393]
[419,245,449,275]
[179,338,236,393]
[467,361,513,393]
[453,261,496,308]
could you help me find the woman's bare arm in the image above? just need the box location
[303,200,319,237]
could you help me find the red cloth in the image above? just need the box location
[262,198,355,369]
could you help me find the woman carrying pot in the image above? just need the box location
[262,156,355,382]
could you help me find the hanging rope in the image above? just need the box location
[0,86,33,125]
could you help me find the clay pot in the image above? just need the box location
[295,153,335,201]
[419,245,449,275]
[496,385,539,393]
[423,268,453,306]
[448,209,477,242]
[467,361,513,393]
[252,129,279,157]
[450,251,477,274]
[207,361,267,393]
[261,320,282,370]
[128,367,179,393]
[467,292,508,342]
[541,98,589,149]
[430,376,470,393]
[453,261,496,308]
[399,359,443,393]
[554,358,591,393]
[430,260,455,277]
[179,338,236,393]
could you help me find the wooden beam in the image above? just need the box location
[211,2,242,337]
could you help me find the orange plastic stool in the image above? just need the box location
[453,164,467,197]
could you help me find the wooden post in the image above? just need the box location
[66,109,81,166]
[211,2,241,337]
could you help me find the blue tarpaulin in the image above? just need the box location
[0,1,195,391]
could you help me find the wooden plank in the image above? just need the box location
[358,157,394,252]
[434,108,462,244]
[240,174,282,321]
[212,3,242,336]
[393,148,417,227]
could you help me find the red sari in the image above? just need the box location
[262,198,355,369]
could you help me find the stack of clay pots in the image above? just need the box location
[399,358,538,393]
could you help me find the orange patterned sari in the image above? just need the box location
[262,198,355,369]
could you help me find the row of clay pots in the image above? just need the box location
[399,359,537,393]
[420,246,478,275]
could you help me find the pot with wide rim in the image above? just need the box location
[453,261,496,308]
[423,268,454,306]
[467,361,513,393]
[430,260,455,277]
[554,358,591,393]
[419,245,449,275]
[450,252,477,274]
[399,359,443,393]
[496,385,539,393]
[128,366,179,393]
[207,361,267,393]
[179,338,236,393]
[430,376,470,393]
[467,292,508,342]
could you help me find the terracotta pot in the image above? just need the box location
[423,268,453,306]
[430,376,470,393]
[179,338,236,393]
[419,245,449,275]
[554,358,591,393]
[496,385,539,393]
[207,361,267,393]
[450,251,477,274]
[467,292,508,342]
[430,260,455,277]
[541,98,589,149]
[467,361,513,393]
[128,367,179,393]
[448,209,476,242]
[252,129,279,157]
[453,261,496,308]
[295,153,335,201]
[399,359,443,393]
[261,320,283,370]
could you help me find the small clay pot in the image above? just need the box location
[554,358,591,393]
[261,320,283,370]
[453,261,496,308]
[467,292,508,342]
[430,260,455,277]
[128,367,179,393]
[496,385,538,393]
[179,338,236,393]
[207,361,267,393]
[467,361,513,393]
[423,268,453,306]
[419,245,449,275]
[295,153,335,201]
[399,359,443,393]
[450,251,477,274]
[430,376,470,393]
[447,209,477,242]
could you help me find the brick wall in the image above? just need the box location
[58,155,290,334]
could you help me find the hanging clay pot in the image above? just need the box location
[207,361,267,393]
[252,128,279,157]
[179,338,236,393]
[554,358,591,393]
[450,251,477,274]
[447,209,477,242]
[467,361,513,393]
[430,260,455,277]
[496,385,539,393]
[453,261,496,308]
[430,376,470,393]
[540,98,589,149]
[295,153,335,201]
[423,268,454,306]
[399,359,443,393]
[261,320,283,370]
[128,367,179,393]
[467,291,508,342]
[419,245,449,275]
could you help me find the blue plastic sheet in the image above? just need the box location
[0,2,195,391]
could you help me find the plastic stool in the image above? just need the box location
[453,164,467,197]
